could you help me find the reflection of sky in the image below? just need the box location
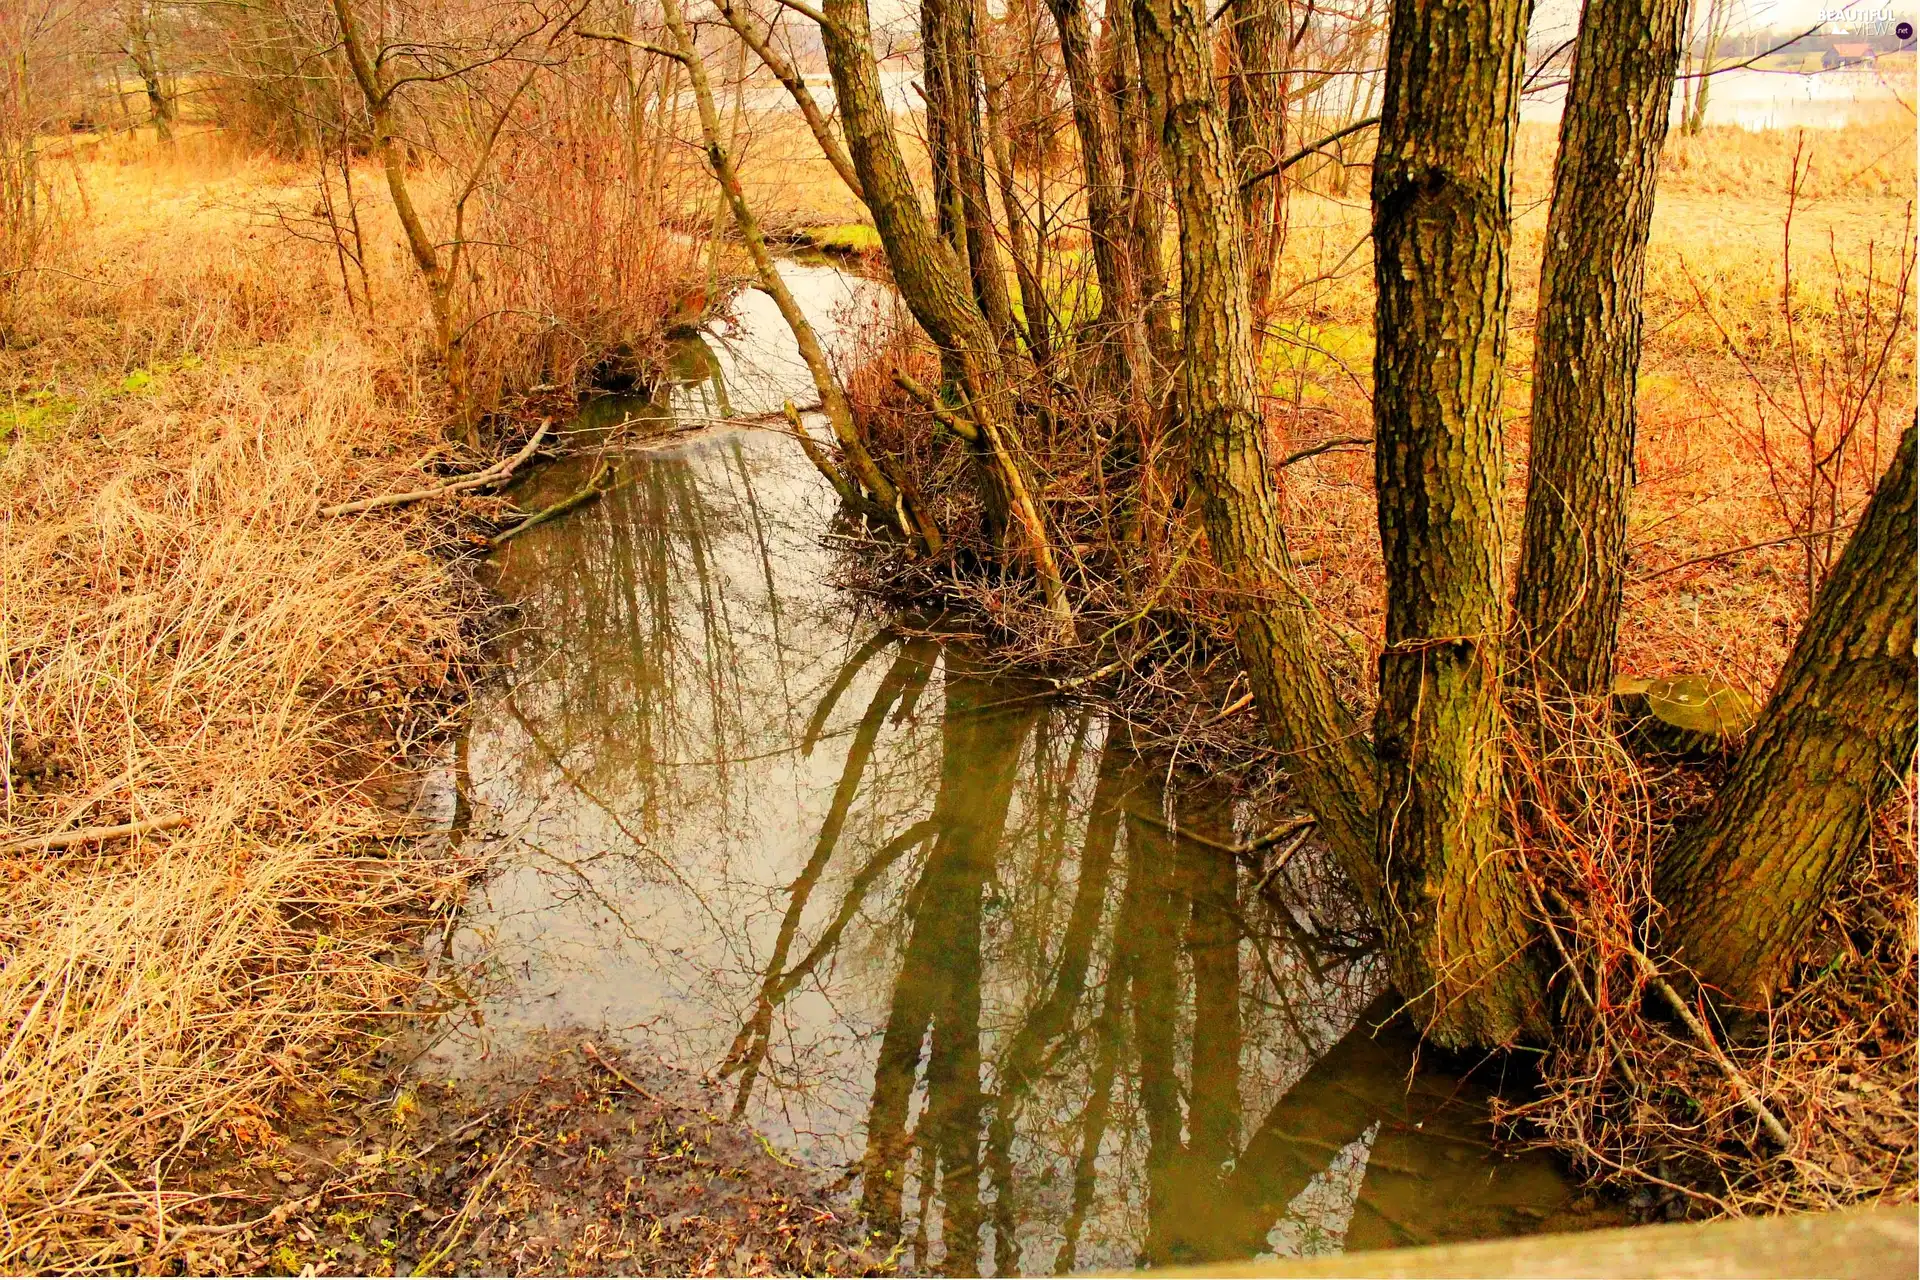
[419,262,1614,1270]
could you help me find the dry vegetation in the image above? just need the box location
[0,8,1911,1263]
[0,126,702,1269]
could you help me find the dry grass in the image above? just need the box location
[0,137,508,1271]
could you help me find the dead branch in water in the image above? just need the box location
[319,419,551,517]
[488,460,615,546]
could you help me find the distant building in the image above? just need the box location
[1823,41,1877,68]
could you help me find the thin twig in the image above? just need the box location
[413,1136,525,1275]
[579,1040,674,1109]
[0,814,187,854]
[1544,886,1794,1151]
[1632,521,1860,582]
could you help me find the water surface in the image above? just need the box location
[423,270,1618,1273]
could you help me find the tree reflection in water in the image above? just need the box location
[438,425,1611,1276]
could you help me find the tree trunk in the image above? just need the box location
[1043,0,1139,351]
[659,0,938,553]
[1045,0,1157,462]
[1370,0,1546,1046]
[1512,0,1688,694]
[1130,0,1380,902]
[1686,0,1725,134]
[819,0,1070,624]
[714,0,864,202]
[1226,0,1288,314]
[980,64,1053,369]
[332,0,472,445]
[127,2,174,143]
[922,0,1017,346]
[1657,424,1917,1006]
[1104,0,1177,371]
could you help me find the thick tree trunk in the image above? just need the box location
[1658,425,1917,1006]
[1370,0,1546,1046]
[1512,0,1687,694]
[1130,0,1381,901]
[818,0,1070,623]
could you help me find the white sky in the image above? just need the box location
[1529,0,1910,40]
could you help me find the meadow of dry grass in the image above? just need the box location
[0,133,515,1270]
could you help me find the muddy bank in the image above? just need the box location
[170,1035,888,1277]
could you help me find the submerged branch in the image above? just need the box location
[488,460,615,546]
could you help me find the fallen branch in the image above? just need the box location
[319,420,551,518]
[1124,808,1314,864]
[488,461,614,547]
[1251,822,1318,898]
[1544,885,1794,1151]
[0,814,187,854]
[413,1135,525,1276]
[580,1040,674,1109]
[1279,435,1373,468]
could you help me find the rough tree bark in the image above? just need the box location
[1043,0,1140,352]
[1226,0,1288,313]
[1370,0,1546,1046]
[1130,0,1381,901]
[1512,0,1687,694]
[818,0,1071,624]
[922,0,1017,346]
[1658,424,1918,1006]
[1104,0,1177,370]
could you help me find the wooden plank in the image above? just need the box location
[1133,1205,1916,1279]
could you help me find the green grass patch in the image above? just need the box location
[1262,319,1374,405]
[804,223,883,254]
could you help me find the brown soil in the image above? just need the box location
[169,1035,895,1277]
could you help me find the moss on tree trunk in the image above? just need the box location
[1370,0,1546,1047]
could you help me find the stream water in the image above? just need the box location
[419,262,1619,1273]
